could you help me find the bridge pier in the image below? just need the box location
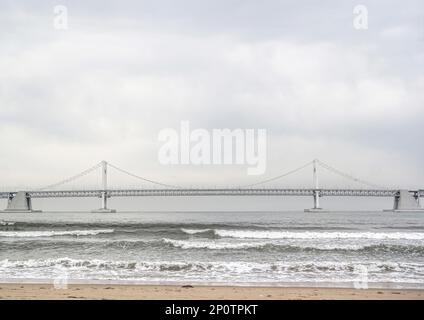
[91,161,116,213]
[305,190,323,212]
[386,190,424,212]
[91,191,116,213]
[3,191,41,213]
[305,159,324,212]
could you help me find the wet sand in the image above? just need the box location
[0,284,423,300]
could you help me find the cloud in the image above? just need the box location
[0,0,423,190]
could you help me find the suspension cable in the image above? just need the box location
[316,160,386,189]
[34,159,387,191]
[37,162,103,191]
[107,163,181,189]
[238,161,313,188]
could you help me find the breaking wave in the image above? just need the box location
[162,238,424,254]
[180,228,424,240]
[0,229,114,238]
[181,228,212,235]
[1,237,423,256]
[0,257,418,273]
[0,258,423,284]
[0,221,15,226]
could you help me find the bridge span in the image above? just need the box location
[0,188,402,198]
[1,160,423,213]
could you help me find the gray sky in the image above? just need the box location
[0,0,423,191]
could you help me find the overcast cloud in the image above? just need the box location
[0,0,423,190]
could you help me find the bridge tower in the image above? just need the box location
[91,161,116,213]
[305,159,323,212]
[388,190,423,212]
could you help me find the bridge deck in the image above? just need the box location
[0,188,409,199]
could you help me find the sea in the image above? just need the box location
[0,210,423,288]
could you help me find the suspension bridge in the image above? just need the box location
[1,160,423,213]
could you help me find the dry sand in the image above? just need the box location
[0,284,423,300]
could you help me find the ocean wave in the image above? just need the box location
[181,228,212,234]
[1,236,423,256]
[180,228,218,238]
[0,229,114,238]
[212,230,424,240]
[1,258,423,286]
[0,258,137,270]
[162,238,268,250]
[0,221,15,226]
[0,258,422,276]
[11,222,242,232]
[161,238,424,255]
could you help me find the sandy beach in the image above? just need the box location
[0,284,423,300]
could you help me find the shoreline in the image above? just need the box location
[1,278,423,290]
[0,283,423,300]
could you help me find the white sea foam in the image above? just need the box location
[213,230,424,240]
[181,228,212,234]
[0,257,136,269]
[163,238,268,250]
[162,238,424,252]
[0,257,407,272]
[0,221,15,226]
[1,258,423,285]
[0,229,114,238]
